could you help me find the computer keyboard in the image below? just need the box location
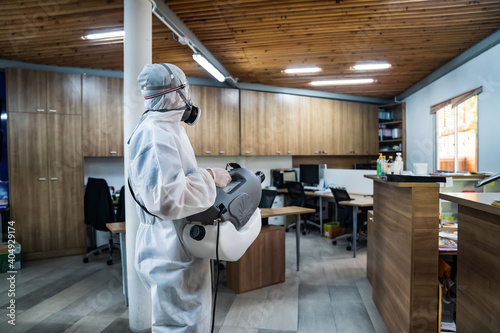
[304,186,320,191]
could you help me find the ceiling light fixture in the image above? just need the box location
[192,53,225,82]
[283,67,322,74]
[351,63,391,70]
[310,78,375,86]
[81,30,125,40]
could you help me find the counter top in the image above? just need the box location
[439,192,500,217]
[364,175,441,188]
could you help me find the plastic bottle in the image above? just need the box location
[381,155,387,176]
[377,153,383,177]
[395,152,403,174]
[387,156,394,174]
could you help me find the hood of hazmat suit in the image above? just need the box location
[129,63,217,332]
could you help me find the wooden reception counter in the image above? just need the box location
[439,192,500,332]
[365,175,440,333]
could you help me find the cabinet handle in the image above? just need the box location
[276,151,281,155]
[245,151,251,154]
[369,217,374,222]
[219,151,225,154]
[314,151,320,154]
[38,178,47,181]
[49,109,56,113]
[323,151,328,154]
[110,151,117,154]
[287,151,292,154]
[36,109,45,112]
[205,150,212,154]
[50,178,58,181]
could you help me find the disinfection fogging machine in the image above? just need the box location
[183,166,264,261]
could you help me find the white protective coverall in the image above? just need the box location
[128,63,217,332]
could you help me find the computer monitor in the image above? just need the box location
[299,164,320,186]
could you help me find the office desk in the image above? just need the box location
[261,206,316,271]
[337,195,373,258]
[106,222,128,306]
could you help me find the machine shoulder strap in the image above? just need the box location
[127,177,159,219]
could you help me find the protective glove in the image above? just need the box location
[207,168,232,188]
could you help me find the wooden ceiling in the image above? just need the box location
[2,0,500,99]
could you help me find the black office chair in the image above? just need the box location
[259,189,277,226]
[115,185,126,222]
[330,188,367,251]
[285,182,321,235]
[83,178,120,265]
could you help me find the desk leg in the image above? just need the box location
[296,214,300,271]
[352,207,357,258]
[319,197,323,234]
[119,232,129,306]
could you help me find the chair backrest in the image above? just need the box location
[286,182,306,207]
[330,188,352,205]
[115,186,126,222]
[84,178,116,231]
[259,189,277,208]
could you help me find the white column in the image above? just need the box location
[124,0,152,331]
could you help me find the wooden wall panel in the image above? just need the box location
[457,206,500,332]
[371,180,439,333]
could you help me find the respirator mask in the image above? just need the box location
[140,63,201,126]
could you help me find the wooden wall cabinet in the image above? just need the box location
[183,85,239,156]
[82,75,124,156]
[241,90,378,156]
[6,68,81,115]
[8,113,85,260]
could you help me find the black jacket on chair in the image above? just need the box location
[84,178,116,231]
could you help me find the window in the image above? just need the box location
[434,90,479,172]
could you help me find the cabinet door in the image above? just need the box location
[185,86,239,156]
[6,68,47,113]
[47,115,85,251]
[241,90,286,156]
[361,104,379,155]
[8,113,51,254]
[46,72,82,115]
[82,75,123,156]
[216,88,240,156]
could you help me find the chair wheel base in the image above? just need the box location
[107,259,113,265]
[332,240,337,245]
[83,257,89,263]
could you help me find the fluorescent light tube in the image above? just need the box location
[283,67,322,74]
[351,63,391,70]
[310,78,375,86]
[193,54,225,82]
[82,31,124,40]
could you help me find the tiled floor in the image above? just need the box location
[214,230,388,333]
[0,230,388,333]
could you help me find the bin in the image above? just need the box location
[323,222,345,239]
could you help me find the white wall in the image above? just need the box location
[84,157,125,195]
[83,155,293,190]
[404,43,500,173]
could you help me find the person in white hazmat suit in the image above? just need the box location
[128,63,232,332]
